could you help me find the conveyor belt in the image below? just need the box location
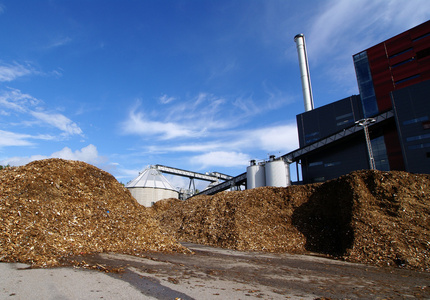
[195,110,394,196]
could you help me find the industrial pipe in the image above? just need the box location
[294,33,314,112]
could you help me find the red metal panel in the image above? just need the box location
[367,44,387,63]
[383,126,405,171]
[394,76,422,89]
[418,58,430,77]
[419,68,430,82]
[375,94,392,112]
[413,36,430,52]
[391,60,419,82]
[389,49,414,66]
[410,20,430,40]
[385,33,412,57]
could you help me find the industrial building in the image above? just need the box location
[200,19,430,194]
[297,19,430,183]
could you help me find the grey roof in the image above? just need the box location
[126,167,176,191]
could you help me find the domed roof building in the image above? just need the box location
[126,166,179,207]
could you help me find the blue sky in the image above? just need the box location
[1,0,429,188]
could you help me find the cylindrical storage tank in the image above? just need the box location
[126,167,179,207]
[128,187,178,207]
[265,159,290,187]
[246,161,265,189]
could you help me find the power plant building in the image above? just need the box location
[296,20,430,183]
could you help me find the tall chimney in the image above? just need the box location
[294,33,314,112]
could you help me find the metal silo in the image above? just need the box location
[246,160,265,189]
[265,156,290,187]
[126,166,179,207]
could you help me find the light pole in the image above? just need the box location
[355,118,376,170]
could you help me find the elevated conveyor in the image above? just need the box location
[195,110,394,196]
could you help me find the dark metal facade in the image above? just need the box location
[392,79,430,173]
[296,95,363,148]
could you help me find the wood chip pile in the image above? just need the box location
[0,159,188,267]
[153,170,430,271]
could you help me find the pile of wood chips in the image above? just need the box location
[0,159,188,267]
[153,170,430,271]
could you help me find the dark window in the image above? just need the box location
[409,143,430,150]
[324,161,341,167]
[417,47,430,60]
[406,133,430,142]
[424,121,430,130]
[427,152,430,158]
[389,47,413,59]
[395,74,420,85]
[391,58,415,68]
[309,161,323,167]
[403,116,429,125]
[413,32,430,42]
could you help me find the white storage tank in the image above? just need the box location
[246,160,265,189]
[265,156,290,187]
[126,166,179,207]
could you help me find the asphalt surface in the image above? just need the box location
[2,242,430,299]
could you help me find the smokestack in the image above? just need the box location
[294,33,314,112]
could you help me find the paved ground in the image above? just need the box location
[2,242,430,299]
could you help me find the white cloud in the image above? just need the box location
[30,111,83,136]
[51,144,100,162]
[47,36,72,49]
[158,94,176,104]
[0,88,83,137]
[0,130,54,147]
[121,109,200,140]
[252,124,299,153]
[121,90,294,143]
[0,130,35,147]
[192,151,251,169]
[307,0,430,63]
[0,88,40,112]
[0,63,33,82]
[142,122,299,157]
[0,144,103,167]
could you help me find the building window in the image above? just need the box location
[324,161,341,167]
[312,177,325,183]
[336,112,353,120]
[395,74,420,86]
[409,143,430,150]
[389,47,413,59]
[406,133,430,142]
[353,51,378,117]
[416,47,430,60]
[336,119,353,126]
[403,116,429,125]
[371,136,390,171]
[305,131,320,144]
[309,161,323,167]
[413,32,430,42]
[336,112,353,126]
[391,58,415,68]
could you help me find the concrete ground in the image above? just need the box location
[1,242,430,299]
